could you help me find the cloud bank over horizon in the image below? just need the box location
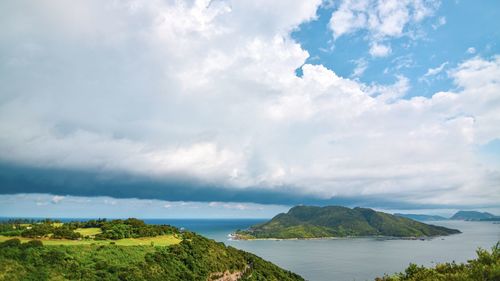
[1,0,499,211]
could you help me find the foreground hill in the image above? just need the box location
[450,211,498,221]
[236,206,461,239]
[394,213,448,221]
[376,243,500,281]
[0,219,303,281]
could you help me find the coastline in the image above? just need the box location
[227,233,450,241]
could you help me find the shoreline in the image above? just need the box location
[227,233,456,241]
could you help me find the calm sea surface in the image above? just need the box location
[4,218,498,281]
[147,219,500,281]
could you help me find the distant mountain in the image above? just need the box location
[236,206,461,239]
[450,211,498,221]
[395,213,449,221]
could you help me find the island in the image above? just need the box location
[0,218,304,281]
[234,205,461,239]
[450,210,499,221]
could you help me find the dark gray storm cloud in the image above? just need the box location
[2,161,493,210]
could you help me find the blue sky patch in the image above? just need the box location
[292,0,500,98]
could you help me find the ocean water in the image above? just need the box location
[4,217,498,281]
[150,219,500,281]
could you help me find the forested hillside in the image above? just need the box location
[236,205,461,239]
[376,243,499,281]
[0,219,304,281]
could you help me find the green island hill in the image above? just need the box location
[0,218,304,281]
[234,205,461,239]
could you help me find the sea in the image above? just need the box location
[3,217,499,281]
[151,219,500,281]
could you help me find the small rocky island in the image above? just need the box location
[234,205,461,239]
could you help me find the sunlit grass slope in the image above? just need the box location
[0,234,181,246]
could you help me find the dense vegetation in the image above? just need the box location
[236,205,461,239]
[93,218,179,240]
[0,221,26,237]
[0,219,304,281]
[0,219,52,237]
[376,243,500,281]
[0,218,179,240]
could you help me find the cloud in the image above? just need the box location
[351,58,368,77]
[432,16,446,30]
[0,194,290,218]
[419,61,448,84]
[451,55,500,92]
[35,198,49,206]
[51,195,65,204]
[467,47,476,54]
[424,62,448,77]
[366,75,410,102]
[208,202,256,210]
[103,199,117,206]
[0,1,499,210]
[369,43,392,57]
[329,0,440,57]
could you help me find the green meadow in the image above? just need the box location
[0,234,181,246]
[75,227,102,236]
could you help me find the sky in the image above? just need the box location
[0,0,499,218]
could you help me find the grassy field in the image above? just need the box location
[75,227,102,236]
[113,235,181,246]
[0,234,181,246]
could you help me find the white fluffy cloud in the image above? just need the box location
[329,0,440,57]
[369,42,392,57]
[0,0,499,208]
